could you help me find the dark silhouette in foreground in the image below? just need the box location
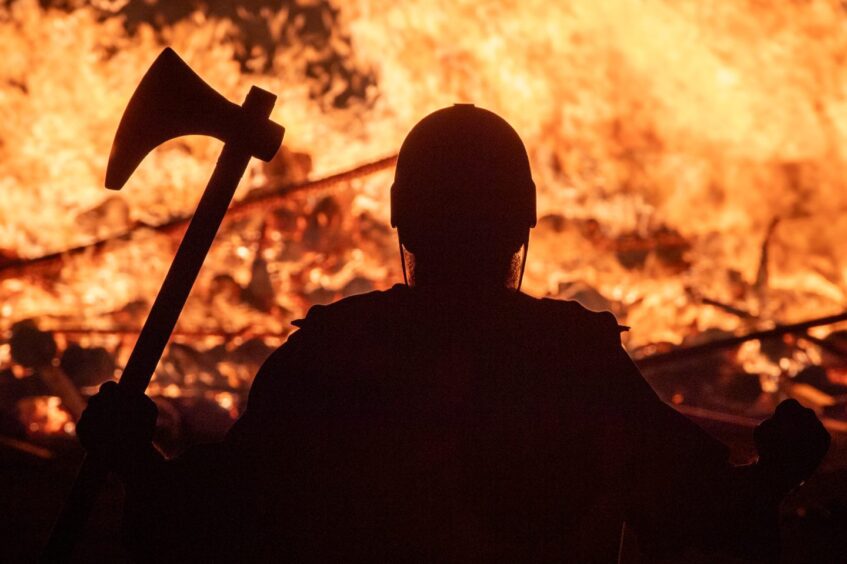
[79,105,830,562]
[43,48,284,561]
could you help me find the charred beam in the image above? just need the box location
[636,311,847,369]
[0,154,398,276]
[0,435,54,460]
[42,326,287,341]
[797,332,847,361]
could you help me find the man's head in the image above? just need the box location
[390,104,536,290]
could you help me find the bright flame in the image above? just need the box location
[2,1,847,352]
[17,396,75,437]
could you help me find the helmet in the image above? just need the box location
[390,104,536,230]
[390,105,536,289]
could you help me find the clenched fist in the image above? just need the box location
[76,381,158,477]
[754,399,831,493]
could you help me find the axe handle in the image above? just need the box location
[41,455,109,562]
[119,140,252,395]
[42,142,256,562]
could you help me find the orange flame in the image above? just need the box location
[2,0,847,356]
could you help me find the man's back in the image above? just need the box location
[124,285,730,562]
[79,105,828,562]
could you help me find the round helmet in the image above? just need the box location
[390,104,536,231]
[390,105,536,289]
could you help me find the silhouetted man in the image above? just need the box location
[79,105,830,562]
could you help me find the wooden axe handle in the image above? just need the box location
[119,140,254,395]
[42,87,282,561]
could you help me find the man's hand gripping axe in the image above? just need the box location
[43,48,284,561]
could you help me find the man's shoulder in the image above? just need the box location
[518,293,627,339]
[292,284,409,332]
[290,287,626,343]
[246,287,411,410]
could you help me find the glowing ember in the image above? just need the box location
[16,396,75,438]
[213,391,239,419]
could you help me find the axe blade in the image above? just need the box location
[106,47,283,190]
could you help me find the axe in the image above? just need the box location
[43,48,284,561]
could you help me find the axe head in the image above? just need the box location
[106,48,283,190]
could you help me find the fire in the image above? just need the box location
[16,396,75,438]
[345,0,847,347]
[2,1,847,431]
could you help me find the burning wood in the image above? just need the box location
[9,321,85,420]
[0,155,396,274]
[636,311,847,369]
